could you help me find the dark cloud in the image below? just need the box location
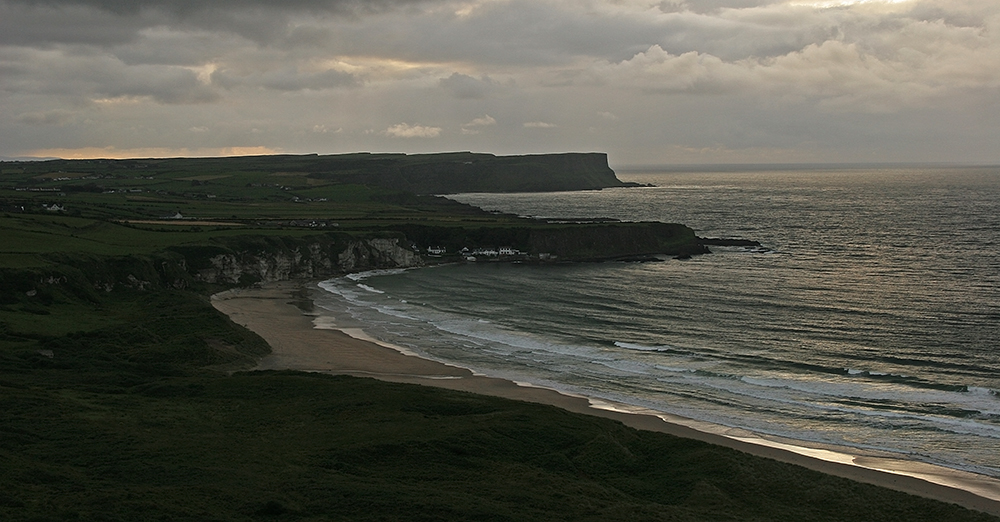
[5,0,433,16]
[0,49,220,104]
[0,0,438,48]
[212,67,359,91]
[16,109,74,125]
[439,73,501,99]
[107,65,221,103]
[0,3,150,46]
[111,31,234,67]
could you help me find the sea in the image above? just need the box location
[313,165,1000,483]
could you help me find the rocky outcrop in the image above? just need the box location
[392,222,708,261]
[3,235,425,305]
[697,237,763,248]
[195,243,332,285]
[7,224,731,303]
[527,222,708,260]
[338,238,422,272]
[194,237,423,285]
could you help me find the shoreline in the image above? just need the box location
[211,280,1000,517]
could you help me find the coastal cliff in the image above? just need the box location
[1,235,422,305]
[13,152,634,196]
[528,222,707,260]
[174,235,424,287]
[184,237,422,285]
[2,221,709,304]
[393,222,707,261]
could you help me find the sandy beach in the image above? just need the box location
[212,281,1000,517]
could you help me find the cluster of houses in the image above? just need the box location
[283,220,337,228]
[424,245,549,262]
[464,246,522,257]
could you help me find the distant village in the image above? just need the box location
[423,245,553,262]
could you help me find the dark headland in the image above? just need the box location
[2,153,998,520]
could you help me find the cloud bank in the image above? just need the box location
[1,0,999,163]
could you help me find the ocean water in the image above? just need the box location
[314,166,1000,479]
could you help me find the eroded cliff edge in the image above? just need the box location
[2,222,709,300]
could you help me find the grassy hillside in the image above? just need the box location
[5,368,998,522]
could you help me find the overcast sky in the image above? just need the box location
[2,0,998,165]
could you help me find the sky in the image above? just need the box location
[1,0,999,166]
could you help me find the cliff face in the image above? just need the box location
[3,222,708,306]
[392,222,707,261]
[193,237,422,285]
[337,238,422,272]
[2,236,424,305]
[196,245,333,285]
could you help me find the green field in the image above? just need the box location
[2,156,522,269]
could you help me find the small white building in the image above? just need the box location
[427,246,447,255]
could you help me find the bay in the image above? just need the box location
[315,166,1000,479]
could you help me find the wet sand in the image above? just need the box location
[212,281,1000,517]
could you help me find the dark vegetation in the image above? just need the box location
[2,154,997,521]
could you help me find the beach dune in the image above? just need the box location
[212,281,1000,517]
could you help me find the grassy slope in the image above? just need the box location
[3,370,995,522]
[1,155,546,272]
[2,157,999,521]
[3,349,999,521]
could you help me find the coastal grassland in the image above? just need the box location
[2,181,488,224]
[0,211,348,268]
[1,152,625,199]
[3,367,1000,520]
[2,155,502,226]
[0,289,269,389]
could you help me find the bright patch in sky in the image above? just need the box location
[791,0,910,7]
